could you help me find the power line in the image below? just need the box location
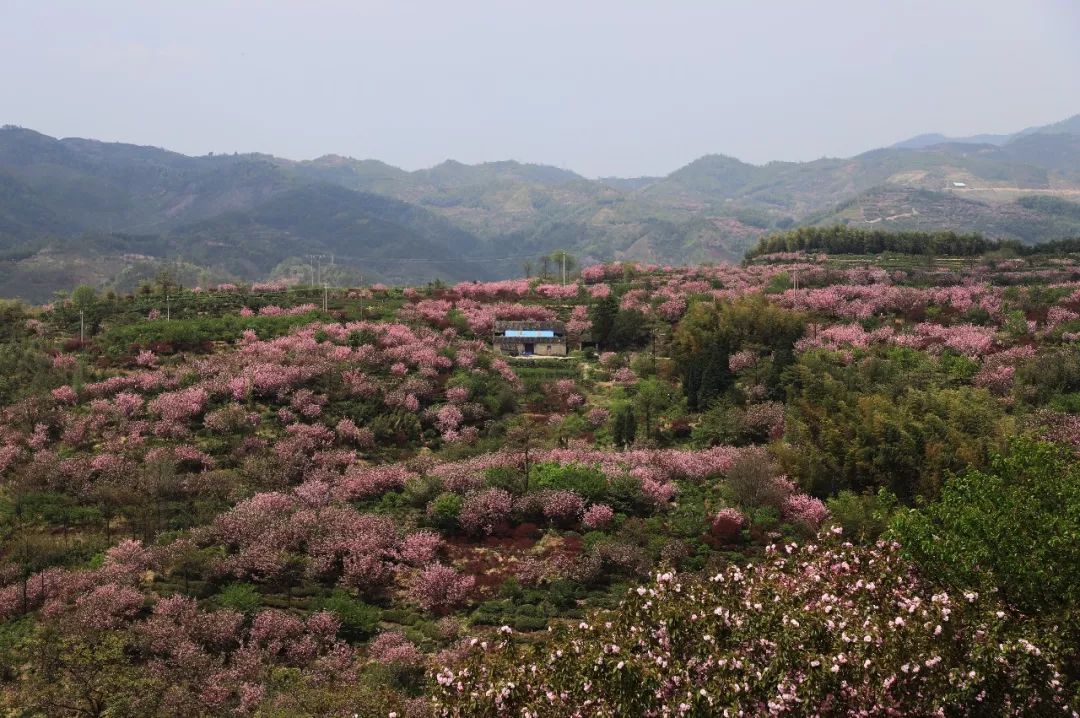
[319,252,557,264]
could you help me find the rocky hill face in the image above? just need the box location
[3,114,1080,301]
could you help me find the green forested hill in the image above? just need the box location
[4,114,1080,301]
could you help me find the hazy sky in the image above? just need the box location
[3,0,1079,177]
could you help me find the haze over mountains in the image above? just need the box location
[4,114,1080,301]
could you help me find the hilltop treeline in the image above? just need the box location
[746,225,1080,260]
[746,226,1002,259]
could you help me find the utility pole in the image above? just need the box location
[307,255,322,287]
[323,282,328,312]
[79,311,84,343]
[561,252,566,285]
[166,292,171,321]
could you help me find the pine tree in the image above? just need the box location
[611,404,637,448]
[697,342,731,408]
[590,296,619,349]
[684,362,703,411]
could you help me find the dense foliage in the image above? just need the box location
[746,226,1002,259]
[2,248,1080,714]
[893,439,1080,676]
[435,532,1074,716]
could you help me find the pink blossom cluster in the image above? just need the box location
[337,464,416,500]
[581,503,614,529]
[1046,305,1079,328]
[51,385,78,404]
[407,563,475,613]
[534,283,580,300]
[565,304,591,341]
[209,491,444,595]
[258,303,317,316]
[149,386,208,423]
[973,364,1016,394]
[458,488,513,536]
[367,631,423,665]
[537,489,585,524]
[580,262,653,283]
[52,354,77,371]
[909,322,997,357]
[727,350,758,372]
[251,280,289,292]
[796,323,892,351]
[710,507,745,541]
[619,289,651,314]
[587,283,612,299]
[453,279,530,300]
[782,493,829,531]
[656,296,687,321]
[586,407,610,427]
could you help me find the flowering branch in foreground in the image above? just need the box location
[434,531,1075,717]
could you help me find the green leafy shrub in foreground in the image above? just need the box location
[892,438,1080,672]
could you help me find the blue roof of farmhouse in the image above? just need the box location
[503,329,556,338]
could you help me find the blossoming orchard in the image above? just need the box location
[1,229,1079,715]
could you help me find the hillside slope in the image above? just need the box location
[4,114,1080,301]
[809,186,1080,244]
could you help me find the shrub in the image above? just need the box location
[483,466,523,493]
[435,533,1075,716]
[529,462,608,503]
[512,614,548,632]
[782,492,829,533]
[581,504,614,530]
[691,403,748,447]
[367,631,422,665]
[215,582,262,616]
[539,490,585,525]
[407,564,474,614]
[826,489,897,540]
[709,507,744,542]
[366,631,425,692]
[398,530,443,566]
[402,475,442,508]
[458,489,513,536]
[725,447,792,510]
[426,492,463,533]
[892,439,1080,670]
[317,589,380,642]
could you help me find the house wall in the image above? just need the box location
[535,342,567,356]
[494,341,567,356]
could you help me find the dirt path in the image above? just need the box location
[950,187,1080,195]
[864,208,919,224]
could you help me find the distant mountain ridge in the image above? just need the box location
[3,113,1080,301]
[891,114,1080,149]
